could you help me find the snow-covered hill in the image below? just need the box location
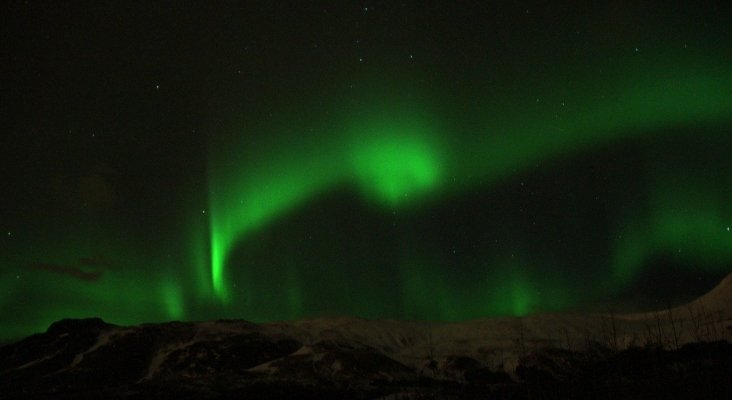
[2,274,731,399]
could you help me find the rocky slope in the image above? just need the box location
[2,274,732,399]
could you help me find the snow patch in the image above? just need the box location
[66,329,122,370]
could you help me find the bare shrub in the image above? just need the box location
[667,306,684,350]
[560,327,572,351]
[600,311,620,352]
[514,318,528,360]
[686,303,704,342]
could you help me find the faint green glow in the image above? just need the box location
[283,269,303,320]
[449,58,732,192]
[611,176,732,287]
[190,218,213,302]
[162,280,184,320]
[507,279,533,317]
[0,227,194,341]
[0,268,184,341]
[395,252,569,321]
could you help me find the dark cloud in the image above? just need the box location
[28,262,103,282]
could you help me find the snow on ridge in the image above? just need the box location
[67,328,127,370]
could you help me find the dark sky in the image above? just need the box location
[2,1,732,340]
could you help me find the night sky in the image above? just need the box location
[2,1,732,341]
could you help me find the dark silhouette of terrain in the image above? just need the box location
[2,274,732,399]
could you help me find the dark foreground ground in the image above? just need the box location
[1,318,731,399]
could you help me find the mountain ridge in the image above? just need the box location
[2,273,731,399]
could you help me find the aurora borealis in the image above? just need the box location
[2,1,732,341]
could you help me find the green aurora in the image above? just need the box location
[205,55,732,315]
[2,3,732,342]
[3,55,731,341]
